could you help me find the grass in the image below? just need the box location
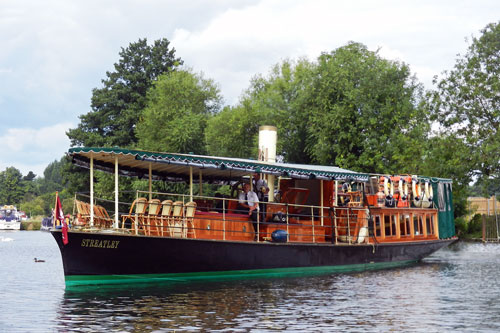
[20,218,42,230]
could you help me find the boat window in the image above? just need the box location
[400,214,411,236]
[384,215,396,237]
[413,215,424,236]
[426,214,434,235]
[373,215,381,237]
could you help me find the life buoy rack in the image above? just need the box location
[383,176,394,197]
[412,175,422,207]
[398,178,409,200]
[412,176,434,208]
[421,180,434,208]
[383,176,395,207]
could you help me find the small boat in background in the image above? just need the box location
[40,216,54,232]
[0,205,21,230]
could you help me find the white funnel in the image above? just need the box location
[258,125,277,163]
[258,126,277,202]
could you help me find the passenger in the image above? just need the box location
[237,183,259,238]
[253,173,269,222]
[252,173,269,202]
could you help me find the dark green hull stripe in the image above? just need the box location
[65,260,417,286]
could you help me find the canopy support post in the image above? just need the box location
[199,170,202,196]
[90,153,94,227]
[189,167,193,202]
[321,180,324,226]
[148,163,152,201]
[114,156,119,228]
[268,175,275,202]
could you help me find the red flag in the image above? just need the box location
[55,193,68,245]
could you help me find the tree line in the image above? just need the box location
[2,22,498,221]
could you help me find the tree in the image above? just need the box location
[235,58,316,163]
[205,103,260,158]
[306,43,428,174]
[420,135,472,218]
[67,38,183,147]
[23,171,36,181]
[38,158,65,194]
[208,44,427,174]
[429,22,500,182]
[19,197,46,217]
[136,70,222,154]
[0,167,25,204]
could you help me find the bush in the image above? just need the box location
[468,214,483,234]
[455,217,467,236]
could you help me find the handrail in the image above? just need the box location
[70,189,437,244]
[134,189,370,244]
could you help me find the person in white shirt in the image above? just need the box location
[252,173,269,201]
[252,173,269,222]
[238,183,259,216]
[238,183,259,238]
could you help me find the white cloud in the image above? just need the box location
[0,0,499,174]
[0,122,73,177]
[170,0,499,103]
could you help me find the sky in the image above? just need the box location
[0,0,498,178]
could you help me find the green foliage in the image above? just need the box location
[469,178,500,197]
[213,43,427,174]
[205,104,259,158]
[454,217,467,237]
[307,42,427,174]
[136,70,222,154]
[206,59,316,162]
[429,21,500,182]
[19,197,46,217]
[36,159,65,194]
[419,135,472,218]
[23,171,36,181]
[468,214,483,235]
[0,167,25,204]
[241,59,316,163]
[67,38,183,148]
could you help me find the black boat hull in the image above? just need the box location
[51,230,455,286]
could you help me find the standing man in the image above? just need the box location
[238,183,259,239]
[253,173,269,222]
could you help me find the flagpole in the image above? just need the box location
[54,191,59,227]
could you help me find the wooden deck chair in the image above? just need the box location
[185,201,197,238]
[93,205,105,227]
[95,205,113,228]
[146,199,162,236]
[347,191,362,207]
[159,200,173,236]
[74,200,89,226]
[121,197,148,234]
[171,201,185,238]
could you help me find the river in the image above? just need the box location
[1,231,499,332]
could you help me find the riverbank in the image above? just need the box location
[20,219,42,230]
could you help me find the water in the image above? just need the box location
[1,232,499,332]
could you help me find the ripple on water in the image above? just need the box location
[2,234,500,332]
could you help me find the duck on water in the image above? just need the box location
[50,126,456,286]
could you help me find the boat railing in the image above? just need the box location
[68,190,372,244]
[68,190,438,244]
[71,192,135,230]
[124,190,372,244]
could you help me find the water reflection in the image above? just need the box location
[54,242,500,332]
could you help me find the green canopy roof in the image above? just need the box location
[68,147,371,182]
